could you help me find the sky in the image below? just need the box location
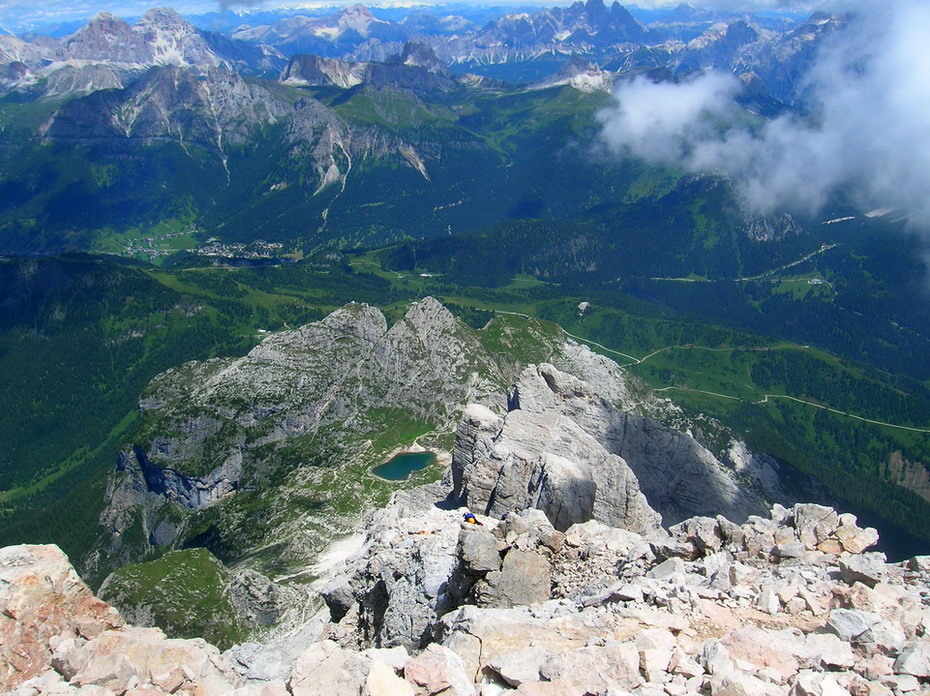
[598,0,930,227]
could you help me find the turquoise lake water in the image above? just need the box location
[372,451,436,480]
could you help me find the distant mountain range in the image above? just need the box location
[0,0,860,262]
[0,1,847,106]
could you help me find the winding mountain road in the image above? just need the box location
[497,311,930,434]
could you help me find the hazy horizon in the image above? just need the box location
[0,0,815,36]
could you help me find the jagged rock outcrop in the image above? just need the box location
[281,43,455,92]
[0,545,241,695]
[4,491,928,696]
[455,363,769,528]
[309,490,928,696]
[319,483,470,650]
[318,488,598,651]
[451,401,663,535]
[0,545,124,691]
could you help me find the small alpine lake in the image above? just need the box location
[372,451,437,481]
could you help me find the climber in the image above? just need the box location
[463,511,484,526]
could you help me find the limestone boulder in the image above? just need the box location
[473,549,550,608]
[0,545,124,691]
[539,642,642,693]
[364,660,414,696]
[67,626,240,694]
[839,554,887,588]
[894,642,930,678]
[289,640,370,696]
[459,527,502,574]
[404,644,475,696]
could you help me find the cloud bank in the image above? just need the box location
[599,0,930,224]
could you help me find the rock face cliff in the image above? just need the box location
[451,401,662,535]
[281,43,456,93]
[453,363,770,528]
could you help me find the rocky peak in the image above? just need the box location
[395,40,448,75]
[283,51,457,92]
[508,362,602,413]
[327,4,389,40]
[663,3,718,24]
[607,1,645,38]
[137,7,193,33]
[57,6,263,75]
[316,301,388,344]
[726,18,760,42]
[135,8,223,68]
[453,364,663,536]
[0,34,50,68]
[83,11,128,30]
[474,363,771,527]
[532,55,615,92]
[584,0,611,25]
[62,11,138,62]
[397,296,458,334]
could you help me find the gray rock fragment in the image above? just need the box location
[475,550,550,608]
[826,609,880,642]
[839,554,886,588]
[459,528,502,574]
[894,642,930,678]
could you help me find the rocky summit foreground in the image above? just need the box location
[3,490,930,696]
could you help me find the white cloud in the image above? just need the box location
[599,0,930,225]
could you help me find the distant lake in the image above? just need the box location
[373,451,436,481]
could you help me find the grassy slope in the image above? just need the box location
[98,548,244,649]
